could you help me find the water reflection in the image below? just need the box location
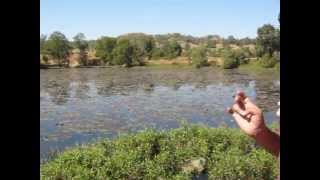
[46,81,71,105]
[73,82,91,100]
[40,67,279,159]
[254,80,280,112]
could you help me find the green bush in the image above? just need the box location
[255,45,265,57]
[118,34,155,60]
[111,39,144,67]
[190,47,209,68]
[181,48,191,57]
[259,54,277,68]
[95,37,117,63]
[210,48,228,57]
[275,62,280,71]
[111,39,132,66]
[273,51,280,62]
[41,125,278,180]
[234,49,248,65]
[41,55,49,64]
[222,57,239,69]
[161,41,182,59]
[222,50,240,69]
[151,48,165,60]
[238,47,255,63]
[208,48,220,57]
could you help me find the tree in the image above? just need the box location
[234,48,249,64]
[275,28,280,51]
[144,38,154,59]
[222,39,230,48]
[73,33,89,66]
[181,43,191,57]
[162,41,182,59]
[151,47,165,59]
[87,40,96,51]
[40,34,47,54]
[226,35,237,44]
[185,43,191,51]
[40,35,49,65]
[238,37,256,46]
[95,37,117,64]
[111,39,135,67]
[206,40,216,48]
[190,47,208,68]
[169,41,182,58]
[45,31,71,67]
[118,33,155,60]
[42,55,49,64]
[73,33,88,51]
[256,24,280,56]
[131,44,145,66]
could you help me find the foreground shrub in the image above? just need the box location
[41,125,278,180]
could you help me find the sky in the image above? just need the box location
[40,0,279,40]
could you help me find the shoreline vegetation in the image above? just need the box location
[40,59,280,74]
[40,57,279,72]
[41,124,279,179]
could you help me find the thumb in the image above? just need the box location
[230,110,250,131]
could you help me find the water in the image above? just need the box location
[40,67,279,159]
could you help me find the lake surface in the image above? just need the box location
[40,67,280,160]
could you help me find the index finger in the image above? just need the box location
[236,91,247,101]
[236,91,253,105]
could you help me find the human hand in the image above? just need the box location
[227,91,267,138]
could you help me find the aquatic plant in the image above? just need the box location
[41,125,278,179]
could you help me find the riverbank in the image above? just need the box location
[239,60,280,71]
[40,59,280,73]
[41,125,278,180]
[40,64,114,69]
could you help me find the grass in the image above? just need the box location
[238,60,280,72]
[145,61,192,69]
[41,124,279,180]
[146,57,280,74]
[145,64,192,69]
[41,54,280,73]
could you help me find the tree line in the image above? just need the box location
[40,23,279,69]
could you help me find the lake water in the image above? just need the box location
[40,67,279,160]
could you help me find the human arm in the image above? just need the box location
[227,91,280,157]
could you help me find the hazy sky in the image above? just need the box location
[40,0,279,40]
